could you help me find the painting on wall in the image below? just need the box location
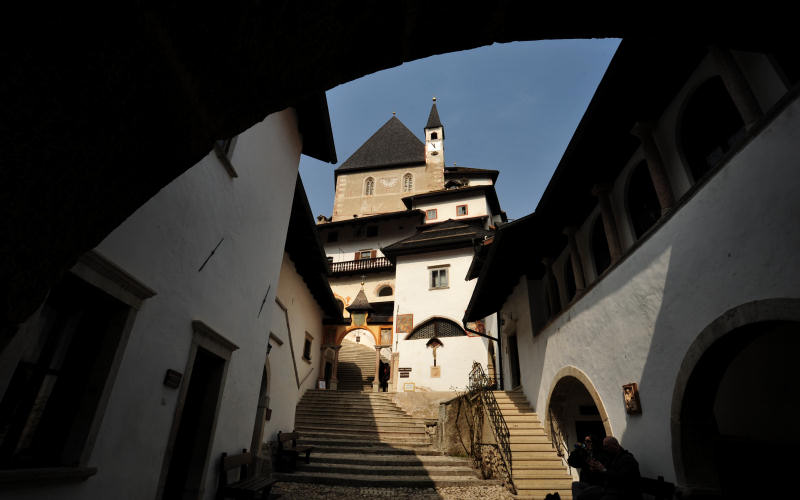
[396,314,413,333]
[622,382,642,415]
[465,319,485,337]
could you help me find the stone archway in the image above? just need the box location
[670,299,800,498]
[544,366,612,463]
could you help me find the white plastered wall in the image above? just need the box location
[3,109,304,500]
[261,254,325,444]
[413,192,490,223]
[501,92,800,482]
[394,249,495,391]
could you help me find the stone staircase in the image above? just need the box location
[272,390,498,488]
[493,389,573,499]
[336,340,388,391]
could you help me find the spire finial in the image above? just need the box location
[360,275,366,287]
[392,111,396,116]
[432,96,437,102]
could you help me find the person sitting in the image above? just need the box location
[583,436,642,500]
[569,435,605,499]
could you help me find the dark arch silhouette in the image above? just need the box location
[0,4,787,328]
[406,317,465,340]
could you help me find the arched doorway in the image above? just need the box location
[673,314,799,498]
[545,368,612,471]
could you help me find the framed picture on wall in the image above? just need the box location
[396,314,413,333]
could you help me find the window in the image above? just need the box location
[358,250,373,260]
[327,231,338,243]
[426,209,437,221]
[0,252,153,471]
[380,328,392,345]
[366,225,378,237]
[407,318,464,340]
[378,286,393,297]
[591,216,611,276]
[627,160,661,239]
[365,177,375,196]
[430,266,449,289]
[456,204,468,216]
[326,256,334,264]
[679,76,745,182]
[430,132,438,140]
[403,173,414,192]
[302,333,313,362]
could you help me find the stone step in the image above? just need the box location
[502,415,542,423]
[313,452,470,467]
[510,443,559,452]
[509,435,551,444]
[495,408,537,415]
[309,444,441,456]
[294,425,428,437]
[295,413,419,423]
[507,423,546,432]
[296,418,424,430]
[514,488,573,500]
[513,460,569,470]
[513,477,573,489]
[512,469,573,479]
[296,407,410,416]
[512,451,568,460]
[297,462,477,477]
[298,438,432,450]
[298,400,401,408]
[272,471,495,488]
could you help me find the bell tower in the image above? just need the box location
[424,97,445,190]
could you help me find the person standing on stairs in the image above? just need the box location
[379,361,389,392]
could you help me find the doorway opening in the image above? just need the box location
[507,334,521,389]
[163,346,226,499]
[676,320,798,498]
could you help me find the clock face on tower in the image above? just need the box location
[429,141,440,154]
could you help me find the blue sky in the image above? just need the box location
[299,38,621,221]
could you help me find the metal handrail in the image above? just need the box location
[468,361,513,479]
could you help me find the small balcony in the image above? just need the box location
[329,257,394,276]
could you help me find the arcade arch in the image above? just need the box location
[545,367,612,462]
[671,299,800,498]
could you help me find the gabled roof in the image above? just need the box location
[335,116,424,174]
[401,184,503,217]
[444,166,499,183]
[426,103,443,130]
[382,219,491,262]
[317,209,425,229]
[346,289,373,312]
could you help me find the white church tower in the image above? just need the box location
[424,97,445,189]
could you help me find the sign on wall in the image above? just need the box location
[403,382,415,392]
[396,314,413,333]
[398,367,412,378]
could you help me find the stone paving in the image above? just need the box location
[272,482,515,499]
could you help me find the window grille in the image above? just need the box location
[365,177,375,196]
[403,173,414,192]
[407,318,464,340]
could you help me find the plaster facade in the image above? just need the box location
[333,164,435,219]
[0,109,308,500]
[488,51,800,486]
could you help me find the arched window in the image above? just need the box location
[364,177,375,196]
[430,132,438,140]
[563,258,577,303]
[402,173,413,192]
[679,76,746,183]
[407,318,464,340]
[591,216,611,276]
[627,160,661,240]
[378,286,393,297]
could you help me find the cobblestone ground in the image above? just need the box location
[272,482,515,499]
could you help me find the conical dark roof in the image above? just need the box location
[336,116,424,172]
[346,289,374,312]
[425,103,442,129]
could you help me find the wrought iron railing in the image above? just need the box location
[468,361,512,478]
[329,256,394,275]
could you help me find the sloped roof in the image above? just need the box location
[444,166,499,183]
[426,103,443,129]
[382,219,491,261]
[401,184,503,216]
[346,289,373,312]
[336,116,424,173]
